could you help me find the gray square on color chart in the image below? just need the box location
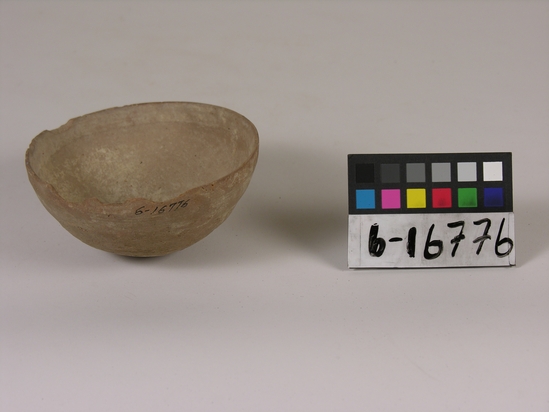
[406,163,425,182]
[458,162,477,182]
[381,164,400,183]
[432,162,451,182]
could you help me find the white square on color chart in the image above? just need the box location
[457,162,477,181]
[483,161,503,181]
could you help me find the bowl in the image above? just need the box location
[25,102,259,257]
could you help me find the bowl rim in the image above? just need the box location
[25,101,260,208]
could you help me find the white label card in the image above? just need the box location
[348,212,515,268]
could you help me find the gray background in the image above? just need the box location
[1,1,548,411]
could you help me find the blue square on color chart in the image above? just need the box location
[356,189,375,209]
[484,188,504,207]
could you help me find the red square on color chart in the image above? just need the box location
[432,188,452,208]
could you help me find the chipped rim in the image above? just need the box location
[25,102,260,211]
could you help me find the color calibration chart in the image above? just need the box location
[348,153,515,268]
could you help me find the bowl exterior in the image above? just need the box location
[26,148,258,256]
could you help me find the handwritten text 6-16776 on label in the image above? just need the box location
[134,199,189,216]
[348,212,515,268]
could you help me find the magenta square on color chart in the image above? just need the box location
[381,189,401,209]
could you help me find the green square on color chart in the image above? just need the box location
[458,188,477,208]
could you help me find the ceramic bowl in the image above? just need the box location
[25,102,259,256]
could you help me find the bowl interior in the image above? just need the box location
[28,103,258,204]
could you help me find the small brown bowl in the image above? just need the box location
[25,102,259,257]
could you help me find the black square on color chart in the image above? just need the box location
[356,163,375,184]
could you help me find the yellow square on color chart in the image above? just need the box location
[407,188,426,208]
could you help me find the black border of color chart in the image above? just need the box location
[348,152,513,215]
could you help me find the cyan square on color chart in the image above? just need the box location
[356,189,375,209]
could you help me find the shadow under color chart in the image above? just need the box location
[348,153,515,268]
